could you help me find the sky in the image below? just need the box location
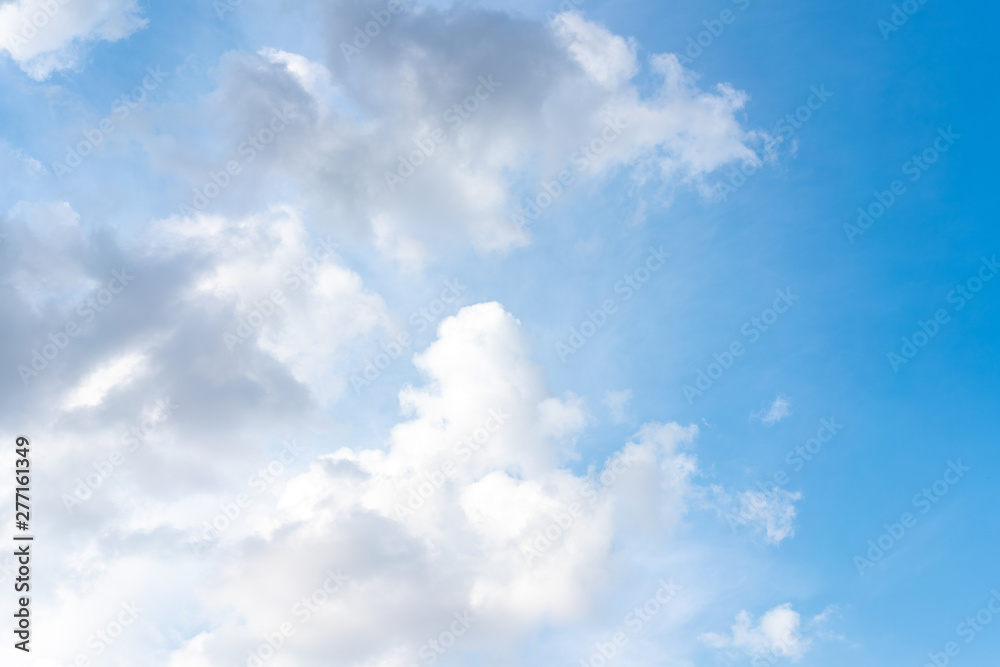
[1,0,999,665]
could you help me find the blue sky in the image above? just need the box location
[1,0,998,665]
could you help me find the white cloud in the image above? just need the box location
[752,395,791,425]
[701,603,810,661]
[552,11,638,89]
[259,47,332,96]
[538,392,589,440]
[0,0,147,79]
[0,6,816,665]
[152,302,703,664]
[736,488,803,545]
[0,199,819,665]
[8,199,81,246]
[148,205,390,405]
[63,350,144,409]
[139,9,762,260]
[710,483,802,545]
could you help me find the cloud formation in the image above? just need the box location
[0,3,835,665]
[163,302,705,664]
[0,0,147,79]
[752,395,792,425]
[701,603,810,662]
[128,7,762,264]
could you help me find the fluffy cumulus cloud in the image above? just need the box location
[0,200,733,665]
[0,0,147,79]
[0,204,384,663]
[0,3,834,665]
[128,6,761,264]
[0,201,390,481]
[159,302,703,665]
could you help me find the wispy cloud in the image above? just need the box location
[751,395,791,425]
[701,603,810,661]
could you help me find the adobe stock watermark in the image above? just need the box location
[62,398,179,510]
[853,460,970,575]
[223,236,339,351]
[845,126,959,243]
[887,256,997,372]
[760,85,835,154]
[395,409,508,519]
[726,417,843,532]
[177,105,296,217]
[579,580,681,667]
[239,569,351,667]
[521,448,638,566]
[384,76,502,191]
[16,268,135,385]
[922,589,1000,667]
[51,66,169,180]
[3,0,72,55]
[350,278,467,394]
[715,85,833,200]
[408,610,478,666]
[556,246,670,362]
[677,0,752,66]
[878,0,933,40]
[340,0,409,62]
[749,626,805,667]
[683,289,799,403]
[511,117,627,231]
[189,440,306,553]
[64,600,143,667]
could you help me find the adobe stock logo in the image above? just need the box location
[512,117,627,230]
[188,440,306,554]
[715,85,832,200]
[340,0,409,62]
[579,580,681,667]
[683,289,799,403]
[63,601,143,667]
[877,0,933,40]
[408,611,478,667]
[384,76,501,192]
[394,409,508,519]
[177,105,296,217]
[3,0,73,54]
[350,279,467,394]
[887,256,997,372]
[923,589,1000,667]
[223,236,338,351]
[17,268,135,384]
[844,127,959,243]
[520,448,638,566]
[853,460,970,575]
[676,0,752,66]
[556,246,670,362]
[62,398,179,511]
[237,569,351,667]
[51,66,169,180]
